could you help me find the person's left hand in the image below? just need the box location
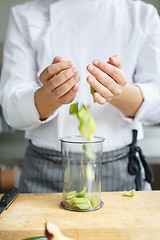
[86,55,127,104]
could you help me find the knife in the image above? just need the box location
[0,188,19,215]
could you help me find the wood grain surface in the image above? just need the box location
[0,191,160,240]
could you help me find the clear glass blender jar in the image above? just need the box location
[60,135,104,212]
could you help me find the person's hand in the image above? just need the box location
[34,56,80,120]
[86,55,127,104]
[45,221,74,240]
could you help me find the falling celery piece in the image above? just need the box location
[90,86,95,95]
[69,103,97,142]
[64,161,70,184]
[77,104,90,124]
[85,115,97,141]
[86,163,95,182]
[83,145,96,161]
[69,103,97,196]
[77,105,95,141]
[123,189,136,197]
[90,86,96,103]
[78,115,96,142]
[69,102,78,115]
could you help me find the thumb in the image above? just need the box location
[52,56,65,64]
[109,55,123,69]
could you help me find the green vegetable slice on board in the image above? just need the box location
[123,189,136,197]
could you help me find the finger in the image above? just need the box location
[52,74,80,99]
[109,55,122,69]
[87,64,122,96]
[52,56,65,64]
[46,67,79,92]
[93,92,107,104]
[91,60,126,86]
[39,61,73,85]
[87,75,113,101]
[59,85,79,104]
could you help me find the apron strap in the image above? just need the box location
[128,129,154,190]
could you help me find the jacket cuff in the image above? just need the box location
[17,89,59,128]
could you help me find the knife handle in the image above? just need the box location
[0,188,19,208]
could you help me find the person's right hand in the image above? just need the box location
[34,56,80,120]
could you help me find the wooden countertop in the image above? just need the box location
[0,191,160,240]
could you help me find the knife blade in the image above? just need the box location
[0,188,19,214]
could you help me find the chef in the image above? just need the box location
[0,0,160,193]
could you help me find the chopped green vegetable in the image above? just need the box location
[76,186,86,197]
[73,197,88,204]
[90,86,96,103]
[74,203,91,209]
[64,161,70,183]
[77,104,90,124]
[83,145,96,161]
[69,103,97,142]
[87,195,98,208]
[65,187,99,209]
[123,189,136,197]
[78,115,96,142]
[86,164,95,182]
[69,103,97,187]
[85,115,97,141]
[69,102,78,115]
[67,190,76,199]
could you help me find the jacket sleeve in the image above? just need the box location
[0,7,57,130]
[134,6,160,125]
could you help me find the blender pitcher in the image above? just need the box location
[60,135,104,212]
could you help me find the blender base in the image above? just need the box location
[60,201,104,212]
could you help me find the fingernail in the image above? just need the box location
[111,57,116,62]
[93,59,99,66]
[88,65,94,72]
[67,61,73,67]
[72,67,78,74]
[88,76,94,83]
[74,74,79,81]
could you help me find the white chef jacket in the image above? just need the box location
[0,0,160,152]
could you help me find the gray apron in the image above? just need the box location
[19,133,152,193]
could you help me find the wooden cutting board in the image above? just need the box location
[0,191,160,240]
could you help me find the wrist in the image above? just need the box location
[34,87,62,120]
[110,83,144,118]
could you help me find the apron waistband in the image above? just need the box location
[29,140,131,163]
